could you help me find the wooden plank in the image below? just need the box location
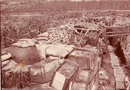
[75,28,98,31]
[105,25,129,29]
[106,33,130,37]
[104,29,109,55]
[52,72,66,90]
[53,72,66,83]
[106,32,130,34]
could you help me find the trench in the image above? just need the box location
[108,37,127,65]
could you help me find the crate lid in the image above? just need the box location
[57,60,79,78]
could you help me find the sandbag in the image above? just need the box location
[29,59,65,84]
[36,37,49,41]
[9,64,31,74]
[2,60,10,68]
[46,44,75,58]
[12,39,36,48]
[2,60,17,71]
[35,44,49,59]
[1,53,12,62]
[2,46,41,65]
[37,32,49,37]
[29,60,46,83]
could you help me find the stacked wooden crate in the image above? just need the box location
[68,47,100,68]
[70,68,100,90]
[52,48,101,90]
[69,48,100,90]
[36,32,50,44]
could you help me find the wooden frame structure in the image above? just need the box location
[74,27,100,47]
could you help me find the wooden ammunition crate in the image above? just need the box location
[70,71,99,90]
[75,61,100,86]
[70,82,87,90]
[68,49,96,70]
[75,69,91,83]
[50,60,79,90]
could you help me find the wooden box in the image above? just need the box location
[68,49,96,70]
[70,58,100,90]
[50,60,79,90]
[75,65,100,85]
[75,69,91,84]
[70,71,99,90]
[70,82,87,90]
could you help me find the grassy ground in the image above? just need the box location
[1,10,130,48]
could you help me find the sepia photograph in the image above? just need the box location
[1,0,130,90]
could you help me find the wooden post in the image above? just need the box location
[104,29,109,57]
